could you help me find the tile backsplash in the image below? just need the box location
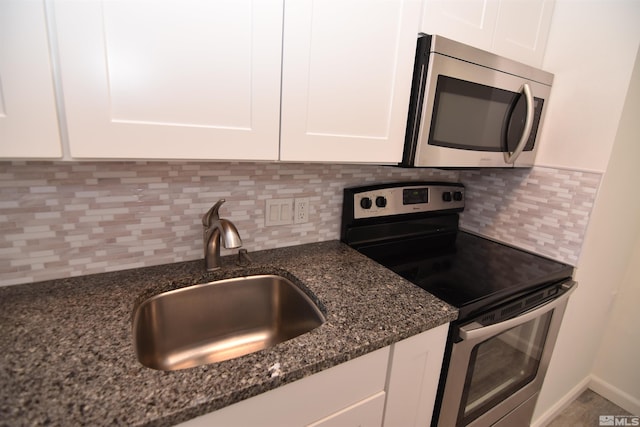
[0,161,456,286]
[0,161,601,287]
[459,167,602,266]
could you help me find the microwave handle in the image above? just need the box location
[504,83,534,164]
[459,280,577,341]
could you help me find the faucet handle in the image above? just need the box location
[202,199,226,227]
[236,248,252,267]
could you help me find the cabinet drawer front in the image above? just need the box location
[178,346,389,427]
[307,391,386,427]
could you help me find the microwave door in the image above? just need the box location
[408,49,550,168]
[413,55,522,167]
[413,79,517,166]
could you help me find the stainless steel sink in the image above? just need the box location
[133,274,325,370]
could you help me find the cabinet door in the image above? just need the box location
[491,0,554,67]
[0,0,61,158]
[383,323,449,427]
[420,0,500,51]
[53,0,282,160]
[280,0,421,164]
[420,0,553,68]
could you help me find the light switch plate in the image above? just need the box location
[265,198,293,226]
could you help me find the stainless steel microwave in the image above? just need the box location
[401,34,554,168]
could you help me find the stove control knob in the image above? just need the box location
[360,197,373,209]
[375,196,387,208]
[442,192,452,202]
[453,191,463,201]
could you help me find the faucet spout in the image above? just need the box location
[203,200,242,271]
[216,218,242,248]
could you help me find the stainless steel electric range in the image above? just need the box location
[341,182,576,427]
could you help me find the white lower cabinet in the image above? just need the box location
[308,392,386,427]
[176,324,449,427]
[383,323,449,427]
[178,346,389,427]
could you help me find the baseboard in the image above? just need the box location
[590,375,640,416]
[530,376,591,427]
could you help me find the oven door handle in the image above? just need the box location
[459,280,577,341]
[503,82,534,164]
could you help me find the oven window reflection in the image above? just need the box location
[461,312,553,425]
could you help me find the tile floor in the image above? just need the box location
[546,389,635,427]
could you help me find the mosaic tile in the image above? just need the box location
[459,167,602,265]
[0,161,602,286]
[0,161,456,286]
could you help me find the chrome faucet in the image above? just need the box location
[202,199,242,271]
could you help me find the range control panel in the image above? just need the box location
[346,182,464,220]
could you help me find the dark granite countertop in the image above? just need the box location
[0,241,457,426]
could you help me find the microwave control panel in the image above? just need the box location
[345,182,464,220]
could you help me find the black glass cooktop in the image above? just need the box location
[360,231,574,320]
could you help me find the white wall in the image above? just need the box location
[533,35,640,426]
[591,233,640,414]
[589,44,640,415]
[535,0,640,173]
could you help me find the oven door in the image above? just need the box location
[436,281,576,427]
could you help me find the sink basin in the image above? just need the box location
[133,274,325,370]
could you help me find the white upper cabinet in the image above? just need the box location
[53,0,283,160]
[420,0,500,50]
[0,0,62,158]
[492,0,554,67]
[280,0,422,164]
[420,0,554,67]
[11,0,421,163]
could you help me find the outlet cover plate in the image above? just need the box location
[294,197,309,224]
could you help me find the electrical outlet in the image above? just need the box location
[265,199,293,226]
[294,198,309,224]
